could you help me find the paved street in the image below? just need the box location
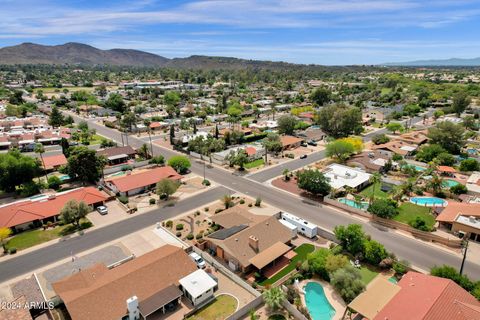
[3,110,478,283]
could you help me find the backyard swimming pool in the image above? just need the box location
[410,197,447,207]
[59,174,71,181]
[338,198,369,210]
[304,282,335,320]
[443,179,460,188]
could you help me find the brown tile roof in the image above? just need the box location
[210,206,264,229]
[0,296,32,320]
[249,241,292,269]
[53,245,197,320]
[436,202,480,223]
[0,187,108,228]
[105,166,182,193]
[280,135,303,147]
[374,272,480,320]
[97,146,136,158]
[372,140,416,156]
[396,130,429,145]
[41,154,67,170]
[208,215,291,268]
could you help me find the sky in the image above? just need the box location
[1,0,480,65]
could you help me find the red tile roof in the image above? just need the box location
[374,272,480,320]
[105,166,182,193]
[436,202,480,223]
[41,154,67,170]
[0,187,108,228]
[245,147,257,156]
[438,165,457,173]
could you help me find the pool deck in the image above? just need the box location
[298,278,346,320]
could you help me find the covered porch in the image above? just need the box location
[139,285,184,320]
[249,242,296,279]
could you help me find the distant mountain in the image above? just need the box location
[0,42,328,70]
[383,57,480,67]
[0,42,170,66]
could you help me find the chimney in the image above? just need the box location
[126,296,139,320]
[249,235,259,252]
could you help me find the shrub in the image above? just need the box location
[393,260,409,275]
[149,198,156,205]
[459,158,479,172]
[149,155,165,165]
[186,233,194,240]
[248,203,253,207]
[165,220,173,228]
[80,221,93,229]
[240,199,245,204]
[371,134,390,145]
[364,239,388,265]
[118,196,129,204]
[409,217,432,232]
[195,233,203,240]
[9,248,17,254]
[204,207,209,212]
[330,266,365,303]
[367,199,398,219]
[450,184,468,195]
[121,165,133,171]
[176,232,181,237]
[175,224,184,231]
[431,265,475,292]
[215,208,223,214]
[255,197,262,207]
[47,176,62,190]
[202,179,211,186]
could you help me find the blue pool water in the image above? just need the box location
[59,174,71,181]
[304,282,335,320]
[388,277,398,284]
[443,179,460,188]
[401,164,426,172]
[410,197,447,207]
[338,198,369,210]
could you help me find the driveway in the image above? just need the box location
[88,200,129,227]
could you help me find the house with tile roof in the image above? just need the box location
[52,245,215,320]
[104,166,182,196]
[436,201,480,242]
[0,187,108,231]
[41,154,67,171]
[348,271,480,320]
[97,146,137,166]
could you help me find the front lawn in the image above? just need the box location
[360,182,388,200]
[87,134,104,145]
[186,295,237,320]
[394,203,435,229]
[6,219,92,251]
[260,243,315,286]
[359,266,379,284]
[244,158,265,169]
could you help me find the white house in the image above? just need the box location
[323,163,372,190]
[179,269,217,306]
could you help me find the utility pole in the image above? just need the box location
[148,128,154,157]
[460,237,469,276]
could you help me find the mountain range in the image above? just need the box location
[383,57,480,67]
[0,42,314,70]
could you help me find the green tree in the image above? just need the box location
[452,92,471,116]
[364,239,388,265]
[435,152,455,166]
[367,199,398,219]
[49,106,64,127]
[66,146,106,184]
[0,150,40,192]
[34,143,48,181]
[59,200,90,227]
[368,172,382,203]
[156,178,180,200]
[330,266,365,303]
[334,224,366,255]
[415,144,447,163]
[371,134,390,145]
[427,173,444,195]
[47,176,62,190]
[277,115,298,135]
[226,149,249,170]
[0,227,12,253]
[164,91,181,106]
[386,122,403,134]
[315,104,362,138]
[431,265,474,292]
[167,155,191,174]
[460,159,479,172]
[310,87,331,106]
[105,93,126,112]
[297,169,331,197]
[326,140,355,163]
[307,248,332,280]
[9,90,24,105]
[138,143,151,159]
[325,254,349,274]
[262,287,286,311]
[263,132,283,154]
[428,121,465,154]
[169,125,175,145]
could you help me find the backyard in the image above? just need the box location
[260,243,315,286]
[186,294,237,320]
[244,158,265,169]
[394,202,435,229]
[360,182,388,200]
[359,265,379,285]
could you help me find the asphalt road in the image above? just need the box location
[0,186,228,283]
[3,110,479,282]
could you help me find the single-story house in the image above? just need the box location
[348,272,480,320]
[466,172,480,195]
[296,128,326,142]
[322,163,372,191]
[97,146,136,166]
[437,165,457,177]
[149,121,169,131]
[211,144,265,165]
[104,166,182,196]
[0,187,108,231]
[347,151,395,173]
[249,120,278,130]
[372,140,417,157]
[52,245,214,320]
[280,135,304,150]
[205,208,293,273]
[436,201,480,242]
[41,154,67,171]
[395,130,429,145]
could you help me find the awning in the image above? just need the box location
[249,242,291,270]
[348,277,401,319]
[139,284,183,318]
[107,153,129,161]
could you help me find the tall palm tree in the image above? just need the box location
[427,173,444,195]
[35,143,48,181]
[369,172,382,204]
[262,287,286,311]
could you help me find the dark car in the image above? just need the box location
[300,154,308,159]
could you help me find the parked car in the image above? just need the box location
[307,140,317,146]
[300,154,308,159]
[96,205,108,215]
[189,252,206,269]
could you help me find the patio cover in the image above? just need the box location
[348,277,401,320]
[249,242,291,270]
[139,284,183,318]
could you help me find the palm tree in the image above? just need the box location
[35,143,48,181]
[427,173,444,195]
[282,168,290,181]
[368,172,382,204]
[143,119,154,157]
[262,287,286,311]
[138,143,151,159]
